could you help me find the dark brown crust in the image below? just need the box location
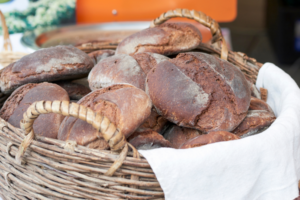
[180,131,240,149]
[164,125,202,149]
[58,84,152,148]
[88,53,168,91]
[128,130,171,150]
[146,52,250,133]
[249,97,274,113]
[0,82,69,138]
[0,46,94,94]
[116,22,202,55]
[55,81,91,100]
[232,110,276,137]
[137,108,169,134]
[88,50,115,65]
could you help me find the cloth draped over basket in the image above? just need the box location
[140,63,300,200]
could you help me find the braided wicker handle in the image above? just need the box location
[16,101,129,175]
[0,10,12,51]
[150,8,228,60]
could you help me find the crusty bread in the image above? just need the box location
[0,82,69,138]
[58,84,152,149]
[55,81,91,100]
[88,52,168,91]
[88,49,115,65]
[0,45,94,94]
[180,131,240,149]
[146,52,251,133]
[116,22,202,55]
[249,97,274,113]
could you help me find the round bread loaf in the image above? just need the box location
[249,82,261,99]
[55,81,91,100]
[249,97,274,113]
[137,108,170,134]
[232,110,276,138]
[116,22,202,55]
[0,45,94,94]
[58,84,152,149]
[88,49,115,65]
[0,82,69,138]
[164,125,202,149]
[88,52,168,91]
[180,131,240,149]
[128,130,171,150]
[146,52,251,133]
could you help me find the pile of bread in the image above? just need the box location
[0,22,276,150]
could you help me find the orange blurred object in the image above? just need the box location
[76,0,237,43]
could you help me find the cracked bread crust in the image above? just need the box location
[146,52,251,133]
[116,22,202,55]
[128,130,171,150]
[88,53,168,91]
[0,82,69,139]
[0,46,94,94]
[180,131,240,149]
[55,81,91,100]
[58,84,152,149]
[88,49,115,65]
[232,110,276,138]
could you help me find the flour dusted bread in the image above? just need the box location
[0,45,94,94]
[88,49,115,65]
[180,131,240,149]
[0,82,69,138]
[164,125,202,149]
[55,81,91,100]
[128,130,171,150]
[88,52,168,90]
[146,52,251,133]
[116,22,202,55]
[58,84,152,149]
[232,110,276,138]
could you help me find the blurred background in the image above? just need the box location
[1,0,300,84]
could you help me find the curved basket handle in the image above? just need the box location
[150,8,228,60]
[15,100,132,176]
[0,10,12,51]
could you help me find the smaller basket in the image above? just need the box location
[0,10,27,68]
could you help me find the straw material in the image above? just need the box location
[0,9,264,199]
[0,10,28,68]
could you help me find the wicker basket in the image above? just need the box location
[0,9,263,199]
[0,10,28,68]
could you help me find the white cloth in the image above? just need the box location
[140,63,300,200]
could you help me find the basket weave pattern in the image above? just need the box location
[0,9,262,199]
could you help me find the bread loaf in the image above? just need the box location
[58,84,152,149]
[146,52,251,133]
[88,52,168,91]
[0,82,69,138]
[128,130,171,150]
[180,131,240,149]
[88,50,115,65]
[249,97,274,113]
[164,125,202,149]
[116,22,202,55]
[232,110,276,138]
[55,81,91,100]
[0,45,94,94]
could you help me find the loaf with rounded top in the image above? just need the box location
[146,52,251,133]
[128,130,171,150]
[232,110,276,138]
[180,131,240,149]
[58,84,152,149]
[55,81,91,100]
[0,45,94,94]
[164,125,202,149]
[116,22,202,55]
[249,97,274,113]
[88,52,168,91]
[0,82,69,138]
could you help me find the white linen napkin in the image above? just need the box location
[139,63,300,200]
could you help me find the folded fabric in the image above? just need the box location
[140,63,300,200]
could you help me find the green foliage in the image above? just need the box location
[0,0,76,34]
